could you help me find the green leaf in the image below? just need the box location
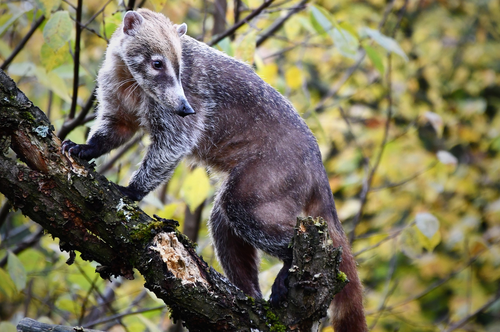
[331,28,359,59]
[149,0,167,11]
[40,42,70,71]
[43,10,72,51]
[234,30,257,63]
[359,27,408,61]
[363,44,384,74]
[215,37,234,57]
[34,0,62,17]
[0,7,30,37]
[181,167,210,212]
[55,296,79,314]
[309,4,339,35]
[399,227,423,259]
[8,62,37,77]
[7,251,27,292]
[34,66,72,102]
[102,12,123,40]
[415,226,441,252]
[0,268,16,298]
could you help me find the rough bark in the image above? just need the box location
[0,69,347,331]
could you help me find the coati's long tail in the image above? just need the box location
[330,232,367,332]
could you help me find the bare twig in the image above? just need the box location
[58,87,96,140]
[375,240,500,314]
[127,0,136,11]
[348,0,409,243]
[98,135,143,174]
[84,306,165,328]
[0,228,44,268]
[208,0,274,46]
[256,0,308,47]
[83,0,114,28]
[1,15,45,70]
[348,53,393,243]
[354,221,415,257]
[69,0,83,120]
[369,254,399,330]
[369,161,437,192]
[0,200,12,229]
[443,290,500,332]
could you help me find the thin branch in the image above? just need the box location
[78,272,101,325]
[256,0,308,47]
[369,161,437,192]
[306,50,366,117]
[338,106,368,163]
[208,0,275,47]
[354,221,415,257]
[0,228,44,268]
[349,53,393,243]
[443,290,500,332]
[83,0,114,28]
[369,254,399,330]
[69,0,83,120]
[58,87,96,140]
[84,305,165,328]
[375,240,500,314]
[127,0,136,11]
[0,200,12,229]
[98,135,143,174]
[1,15,45,70]
[348,0,409,243]
[75,263,128,331]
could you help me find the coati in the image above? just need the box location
[62,9,367,332]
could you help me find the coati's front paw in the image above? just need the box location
[114,184,146,201]
[61,140,95,161]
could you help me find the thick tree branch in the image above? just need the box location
[0,69,346,331]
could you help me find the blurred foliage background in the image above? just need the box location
[1,0,500,331]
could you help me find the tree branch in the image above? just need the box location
[0,69,346,331]
[0,15,45,71]
[208,0,274,46]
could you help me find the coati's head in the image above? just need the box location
[119,9,195,117]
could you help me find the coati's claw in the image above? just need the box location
[114,183,146,201]
[61,140,95,160]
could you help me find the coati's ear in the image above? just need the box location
[176,23,187,37]
[123,11,144,36]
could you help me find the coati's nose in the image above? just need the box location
[176,99,195,117]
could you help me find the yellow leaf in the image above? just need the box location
[415,226,441,252]
[180,167,210,212]
[399,226,423,259]
[284,16,301,40]
[149,0,167,11]
[34,66,72,103]
[256,63,278,85]
[41,42,70,72]
[285,67,303,90]
[234,30,257,63]
[160,203,182,219]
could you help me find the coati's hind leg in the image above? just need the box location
[270,259,292,305]
[210,207,262,298]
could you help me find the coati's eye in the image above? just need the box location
[151,60,164,70]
